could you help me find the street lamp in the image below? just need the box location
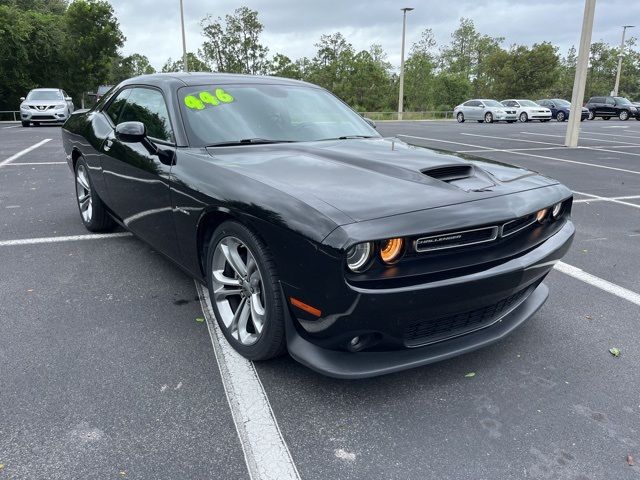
[179,0,189,72]
[397,7,414,121]
[612,25,634,96]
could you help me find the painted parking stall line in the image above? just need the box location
[555,262,640,307]
[0,139,51,168]
[570,190,640,210]
[0,232,132,247]
[6,162,67,166]
[399,134,640,176]
[195,282,301,480]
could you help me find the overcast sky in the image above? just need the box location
[109,0,640,70]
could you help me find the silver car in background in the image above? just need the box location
[501,99,552,123]
[454,99,518,123]
[19,88,74,127]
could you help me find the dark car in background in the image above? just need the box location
[537,99,588,122]
[61,73,574,378]
[585,96,640,121]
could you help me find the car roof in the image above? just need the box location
[30,88,61,92]
[120,72,315,88]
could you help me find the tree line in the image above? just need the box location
[1,2,639,113]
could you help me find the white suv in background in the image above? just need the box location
[19,88,74,127]
[501,99,552,123]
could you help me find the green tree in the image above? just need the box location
[109,53,155,83]
[63,0,124,101]
[268,54,302,79]
[201,6,268,74]
[162,52,210,73]
[404,29,437,110]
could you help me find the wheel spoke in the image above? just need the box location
[77,171,90,191]
[220,239,247,277]
[212,269,240,287]
[250,293,265,334]
[226,297,247,331]
[79,196,91,211]
[214,286,243,302]
[246,253,257,276]
[237,301,252,343]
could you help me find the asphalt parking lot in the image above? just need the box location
[1,119,639,479]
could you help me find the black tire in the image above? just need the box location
[206,221,286,361]
[456,112,465,123]
[476,120,484,123]
[74,157,115,232]
[540,119,550,123]
[602,116,610,121]
[484,112,493,123]
[556,111,566,122]
[636,117,640,121]
[587,110,595,120]
[580,117,586,122]
[21,121,30,127]
[507,120,516,123]
[519,112,529,123]
[619,110,630,121]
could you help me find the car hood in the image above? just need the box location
[205,137,558,223]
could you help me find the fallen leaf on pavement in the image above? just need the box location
[195,317,205,323]
[627,454,634,466]
[464,372,476,378]
[609,347,621,357]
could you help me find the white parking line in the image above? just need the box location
[555,262,640,307]
[461,132,563,147]
[6,162,67,166]
[0,139,51,168]
[520,131,640,147]
[0,232,132,247]
[574,194,640,204]
[570,190,640,210]
[399,134,640,176]
[195,282,301,480]
[2,125,19,129]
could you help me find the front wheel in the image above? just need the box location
[75,157,115,232]
[21,121,30,127]
[619,110,630,121]
[588,110,595,120]
[556,111,566,122]
[540,119,550,123]
[507,120,516,123]
[484,112,493,123]
[456,112,465,123]
[519,112,529,123]
[602,116,610,121]
[207,221,286,361]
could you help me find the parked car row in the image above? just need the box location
[19,88,75,127]
[454,95,639,124]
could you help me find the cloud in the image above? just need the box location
[108,0,640,70]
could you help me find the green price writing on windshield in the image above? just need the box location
[185,88,234,110]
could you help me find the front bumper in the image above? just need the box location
[21,109,68,123]
[494,113,517,121]
[286,220,574,379]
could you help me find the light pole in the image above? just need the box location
[612,25,634,96]
[179,0,189,72]
[397,7,414,121]
[565,0,596,148]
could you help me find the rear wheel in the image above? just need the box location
[602,116,610,121]
[588,110,595,120]
[540,119,550,123]
[456,112,465,123]
[556,111,566,122]
[484,112,493,123]
[619,110,630,121]
[21,121,30,127]
[507,120,516,123]
[74,157,115,232]
[207,221,286,361]
[519,112,529,123]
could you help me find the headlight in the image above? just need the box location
[346,242,373,272]
[379,238,404,264]
[56,104,66,109]
[551,203,563,219]
[20,104,29,110]
[536,208,548,223]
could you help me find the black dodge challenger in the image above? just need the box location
[62,73,574,378]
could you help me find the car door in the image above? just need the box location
[100,86,180,260]
[603,97,616,117]
[467,100,481,119]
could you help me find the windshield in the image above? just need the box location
[179,84,379,147]
[483,100,503,107]
[553,99,570,106]
[519,100,539,107]
[614,97,632,105]
[27,90,62,101]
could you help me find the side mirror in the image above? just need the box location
[549,104,555,108]
[115,121,146,143]
[20,97,25,101]
[364,117,377,129]
[65,96,72,102]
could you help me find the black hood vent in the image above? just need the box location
[422,164,474,182]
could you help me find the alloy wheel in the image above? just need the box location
[75,164,93,223]
[211,236,266,346]
[456,112,464,123]
[588,111,595,120]
[620,110,629,121]
[557,111,565,122]
[485,112,493,123]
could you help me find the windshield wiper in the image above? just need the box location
[206,138,296,147]
[320,135,378,140]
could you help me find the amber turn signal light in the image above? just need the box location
[380,238,404,264]
[536,208,548,223]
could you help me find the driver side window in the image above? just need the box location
[118,88,174,143]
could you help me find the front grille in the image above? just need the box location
[403,283,536,347]
[414,226,498,252]
[502,213,536,237]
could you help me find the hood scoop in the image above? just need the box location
[421,164,474,182]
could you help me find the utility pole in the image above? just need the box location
[397,7,414,121]
[565,0,596,148]
[180,0,189,72]
[612,25,634,96]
